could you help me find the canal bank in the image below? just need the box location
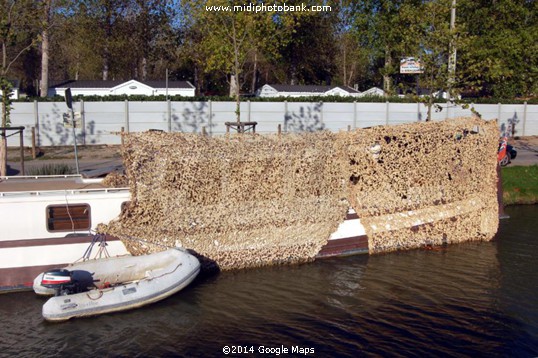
[502,165,538,205]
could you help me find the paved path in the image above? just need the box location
[510,138,538,166]
[6,158,123,176]
[5,136,538,177]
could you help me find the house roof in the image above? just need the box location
[49,79,194,89]
[267,84,334,93]
[331,86,361,94]
[265,84,360,94]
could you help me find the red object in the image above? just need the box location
[41,279,70,285]
[498,137,508,162]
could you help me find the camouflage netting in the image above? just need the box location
[102,171,128,188]
[102,131,350,270]
[337,117,499,253]
[101,117,500,269]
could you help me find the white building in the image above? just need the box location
[257,84,384,98]
[48,79,195,97]
[360,87,385,97]
[0,80,20,100]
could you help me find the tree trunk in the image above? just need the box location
[0,134,7,177]
[102,59,109,80]
[230,74,240,122]
[426,96,433,122]
[194,66,200,96]
[383,46,392,96]
[103,4,112,81]
[141,57,147,80]
[39,0,51,97]
[342,42,347,86]
[250,51,258,94]
[229,74,238,97]
[0,91,7,176]
[231,19,241,123]
[0,134,6,177]
[40,28,49,97]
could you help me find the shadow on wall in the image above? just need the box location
[39,103,102,146]
[284,103,325,132]
[500,112,520,137]
[170,102,216,134]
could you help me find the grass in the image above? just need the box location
[502,165,538,205]
[27,163,75,176]
[7,145,122,161]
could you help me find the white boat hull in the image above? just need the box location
[0,177,131,292]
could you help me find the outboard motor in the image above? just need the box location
[41,269,77,296]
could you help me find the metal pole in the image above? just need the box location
[31,127,36,159]
[124,100,130,133]
[166,68,169,100]
[33,100,40,146]
[284,101,288,132]
[385,101,390,125]
[522,101,527,136]
[353,101,357,129]
[19,129,25,176]
[80,99,86,145]
[71,108,80,174]
[208,100,213,136]
[167,99,171,132]
[320,101,324,126]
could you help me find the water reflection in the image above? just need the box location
[0,206,537,357]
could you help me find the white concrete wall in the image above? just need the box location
[7,100,538,146]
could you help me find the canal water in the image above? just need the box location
[1,205,537,357]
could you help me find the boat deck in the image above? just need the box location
[0,175,110,193]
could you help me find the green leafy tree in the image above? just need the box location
[414,0,454,120]
[457,0,537,98]
[1,0,40,175]
[276,7,338,86]
[353,0,423,96]
[182,0,299,122]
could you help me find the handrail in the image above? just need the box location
[0,187,130,197]
[0,174,83,180]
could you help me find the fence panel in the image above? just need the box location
[83,101,125,145]
[250,102,285,134]
[7,103,34,147]
[6,101,538,146]
[524,103,538,136]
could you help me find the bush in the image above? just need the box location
[27,163,74,176]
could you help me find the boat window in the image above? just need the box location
[46,204,91,232]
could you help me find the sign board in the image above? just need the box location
[400,57,423,74]
[65,88,73,109]
[63,112,82,128]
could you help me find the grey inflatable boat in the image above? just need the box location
[33,248,200,321]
